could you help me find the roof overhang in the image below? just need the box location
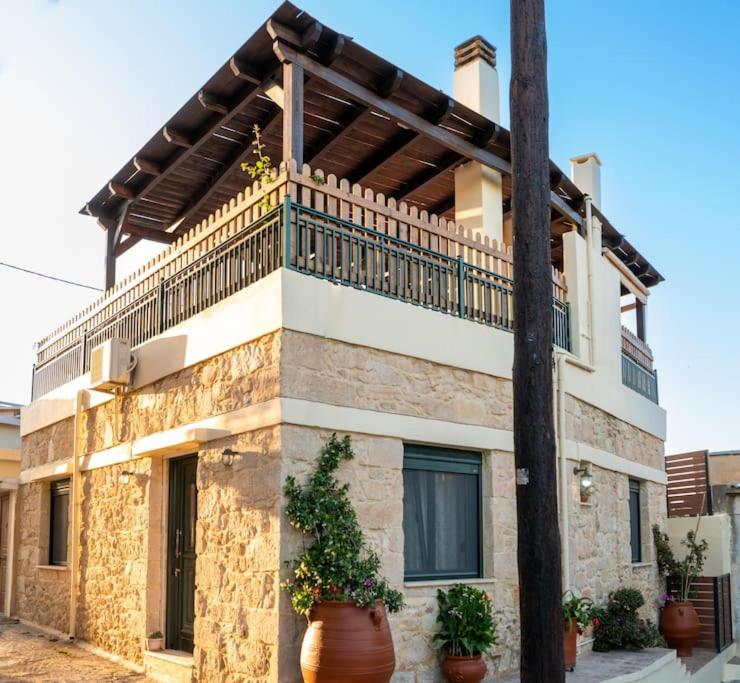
[80,1,662,286]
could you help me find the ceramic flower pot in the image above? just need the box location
[441,654,487,683]
[146,637,164,651]
[300,600,395,682]
[660,602,700,657]
[563,618,578,671]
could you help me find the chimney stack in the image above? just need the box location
[452,36,504,243]
[453,36,500,123]
[570,153,602,208]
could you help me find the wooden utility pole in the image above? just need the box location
[509,0,564,680]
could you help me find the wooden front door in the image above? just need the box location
[166,455,198,653]
[0,493,9,614]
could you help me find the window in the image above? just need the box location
[403,445,482,581]
[49,479,70,566]
[629,479,642,563]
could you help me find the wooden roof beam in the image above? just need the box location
[133,157,162,176]
[273,40,582,228]
[123,223,178,244]
[396,152,462,202]
[163,126,194,148]
[266,19,323,50]
[198,90,230,115]
[307,68,405,166]
[351,97,454,185]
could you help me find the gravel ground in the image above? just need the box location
[0,619,149,682]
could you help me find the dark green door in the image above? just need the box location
[166,455,198,653]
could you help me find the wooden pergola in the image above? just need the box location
[81,1,662,291]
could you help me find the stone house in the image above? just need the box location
[0,401,20,618]
[12,3,667,681]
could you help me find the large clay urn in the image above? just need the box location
[300,600,395,683]
[563,618,578,671]
[660,602,700,657]
[441,654,487,683]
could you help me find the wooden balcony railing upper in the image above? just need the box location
[620,325,654,371]
[32,160,569,399]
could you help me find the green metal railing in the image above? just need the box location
[32,197,571,398]
[621,352,659,403]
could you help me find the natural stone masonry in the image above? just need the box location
[14,481,70,633]
[193,426,282,683]
[280,330,513,430]
[77,457,160,664]
[16,329,665,682]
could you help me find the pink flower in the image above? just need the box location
[364,579,373,588]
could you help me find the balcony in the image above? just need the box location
[621,325,658,403]
[32,163,571,399]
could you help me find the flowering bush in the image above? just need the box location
[592,588,663,652]
[433,584,498,657]
[562,591,595,635]
[281,434,404,616]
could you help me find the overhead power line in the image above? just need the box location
[0,260,103,292]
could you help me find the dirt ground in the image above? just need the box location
[0,619,149,682]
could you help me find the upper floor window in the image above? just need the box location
[403,445,482,581]
[629,479,642,563]
[49,479,70,566]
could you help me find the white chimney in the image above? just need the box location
[570,153,602,208]
[453,37,504,244]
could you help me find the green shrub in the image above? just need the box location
[433,584,498,657]
[281,434,404,616]
[592,588,663,652]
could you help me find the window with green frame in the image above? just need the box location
[402,445,482,581]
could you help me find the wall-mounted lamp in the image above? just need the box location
[221,448,239,467]
[119,470,134,485]
[573,464,594,502]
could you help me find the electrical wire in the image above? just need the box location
[0,260,103,291]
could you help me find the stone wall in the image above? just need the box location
[14,481,70,632]
[76,457,160,664]
[193,426,282,682]
[566,395,664,470]
[280,330,513,430]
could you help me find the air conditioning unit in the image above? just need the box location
[89,338,134,392]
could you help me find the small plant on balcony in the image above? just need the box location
[241,124,276,210]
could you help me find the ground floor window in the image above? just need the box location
[403,445,482,581]
[49,479,70,566]
[629,479,642,563]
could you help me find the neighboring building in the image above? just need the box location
[0,401,20,617]
[14,3,667,681]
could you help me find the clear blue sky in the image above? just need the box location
[1,1,738,454]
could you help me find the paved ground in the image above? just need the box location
[0,619,149,682]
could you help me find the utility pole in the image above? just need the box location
[509,0,565,680]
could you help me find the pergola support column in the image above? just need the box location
[282,61,304,167]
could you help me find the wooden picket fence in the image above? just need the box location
[33,160,569,398]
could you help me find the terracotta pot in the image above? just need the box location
[660,602,700,657]
[563,618,578,671]
[300,600,395,683]
[146,637,163,651]
[441,654,487,683]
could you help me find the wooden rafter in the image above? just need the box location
[396,152,462,202]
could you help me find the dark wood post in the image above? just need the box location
[282,61,304,167]
[510,0,565,680]
[636,300,647,341]
[104,225,117,290]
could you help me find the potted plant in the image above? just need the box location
[146,630,164,651]
[652,524,708,656]
[561,591,594,671]
[282,434,404,683]
[433,584,497,683]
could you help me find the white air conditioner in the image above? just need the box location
[89,338,134,392]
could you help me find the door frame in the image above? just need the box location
[164,454,198,653]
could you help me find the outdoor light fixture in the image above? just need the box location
[221,448,239,467]
[119,470,134,485]
[573,463,594,501]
